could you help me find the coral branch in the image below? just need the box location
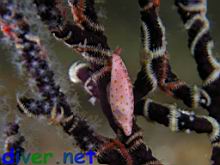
[135,97,220,165]
[33,0,110,66]
[0,0,106,152]
[135,0,212,113]
[175,0,219,83]
[174,1,220,162]
[175,0,220,123]
[135,98,219,138]
[135,1,220,164]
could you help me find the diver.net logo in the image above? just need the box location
[1,148,96,164]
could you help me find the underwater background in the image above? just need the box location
[0,0,220,164]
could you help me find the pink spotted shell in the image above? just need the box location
[109,48,134,136]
